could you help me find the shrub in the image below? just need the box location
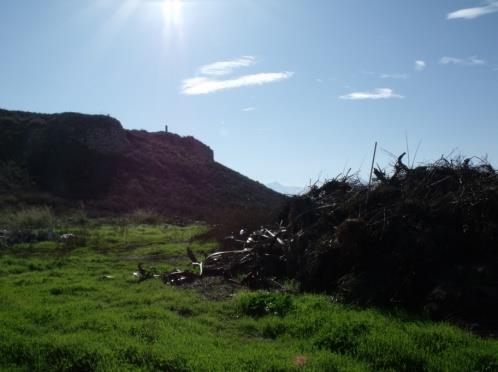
[0,161,33,192]
[1,207,55,230]
[235,291,293,317]
[313,321,370,354]
[64,209,89,226]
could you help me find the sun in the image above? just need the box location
[162,0,183,26]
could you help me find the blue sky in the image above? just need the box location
[1,0,498,187]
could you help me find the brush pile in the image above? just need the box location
[163,226,290,289]
[161,155,497,326]
[281,155,498,325]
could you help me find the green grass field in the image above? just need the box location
[1,220,497,371]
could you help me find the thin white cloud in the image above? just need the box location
[181,72,294,95]
[380,73,409,79]
[339,88,404,101]
[415,60,426,71]
[198,56,256,76]
[183,55,293,95]
[242,107,256,112]
[439,56,487,66]
[315,78,324,83]
[447,1,498,20]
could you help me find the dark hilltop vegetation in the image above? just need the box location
[0,108,284,223]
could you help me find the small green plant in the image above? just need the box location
[313,321,370,353]
[236,291,294,317]
[2,206,55,230]
[64,209,89,226]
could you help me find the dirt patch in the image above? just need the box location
[177,276,243,301]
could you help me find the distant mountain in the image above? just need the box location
[266,182,304,195]
[0,108,285,222]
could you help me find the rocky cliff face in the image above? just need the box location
[127,130,214,164]
[0,108,284,221]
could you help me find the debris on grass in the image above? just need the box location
[162,225,289,288]
[59,233,76,241]
[0,230,83,246]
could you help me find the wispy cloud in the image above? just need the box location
[182,56,293,95]
[414,60,426,71]
[339,88,404,101]
[439,56,487,66]
[242,107,256,112]
[199,56,256,76]
[380,73,409,79]
[447,1,498,20]
[181,72,294,95]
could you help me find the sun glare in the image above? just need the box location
[162,0,183,26]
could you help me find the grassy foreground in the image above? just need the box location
[0,221,497,371]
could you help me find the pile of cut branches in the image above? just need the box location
[281,155,498,327]
[161,226,290,289]
[144,156,497,327]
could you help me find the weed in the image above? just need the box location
[236,291,294,317]
[0,206,55,230]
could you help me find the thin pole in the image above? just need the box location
[364,141,378,212]
[368,141,378,188]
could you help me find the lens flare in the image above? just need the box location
[162,0,183,27]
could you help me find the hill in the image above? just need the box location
[266,182,304,195]
[0,108,285,222]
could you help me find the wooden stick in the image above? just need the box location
[368,142,378,188]
[365,141,378,209]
